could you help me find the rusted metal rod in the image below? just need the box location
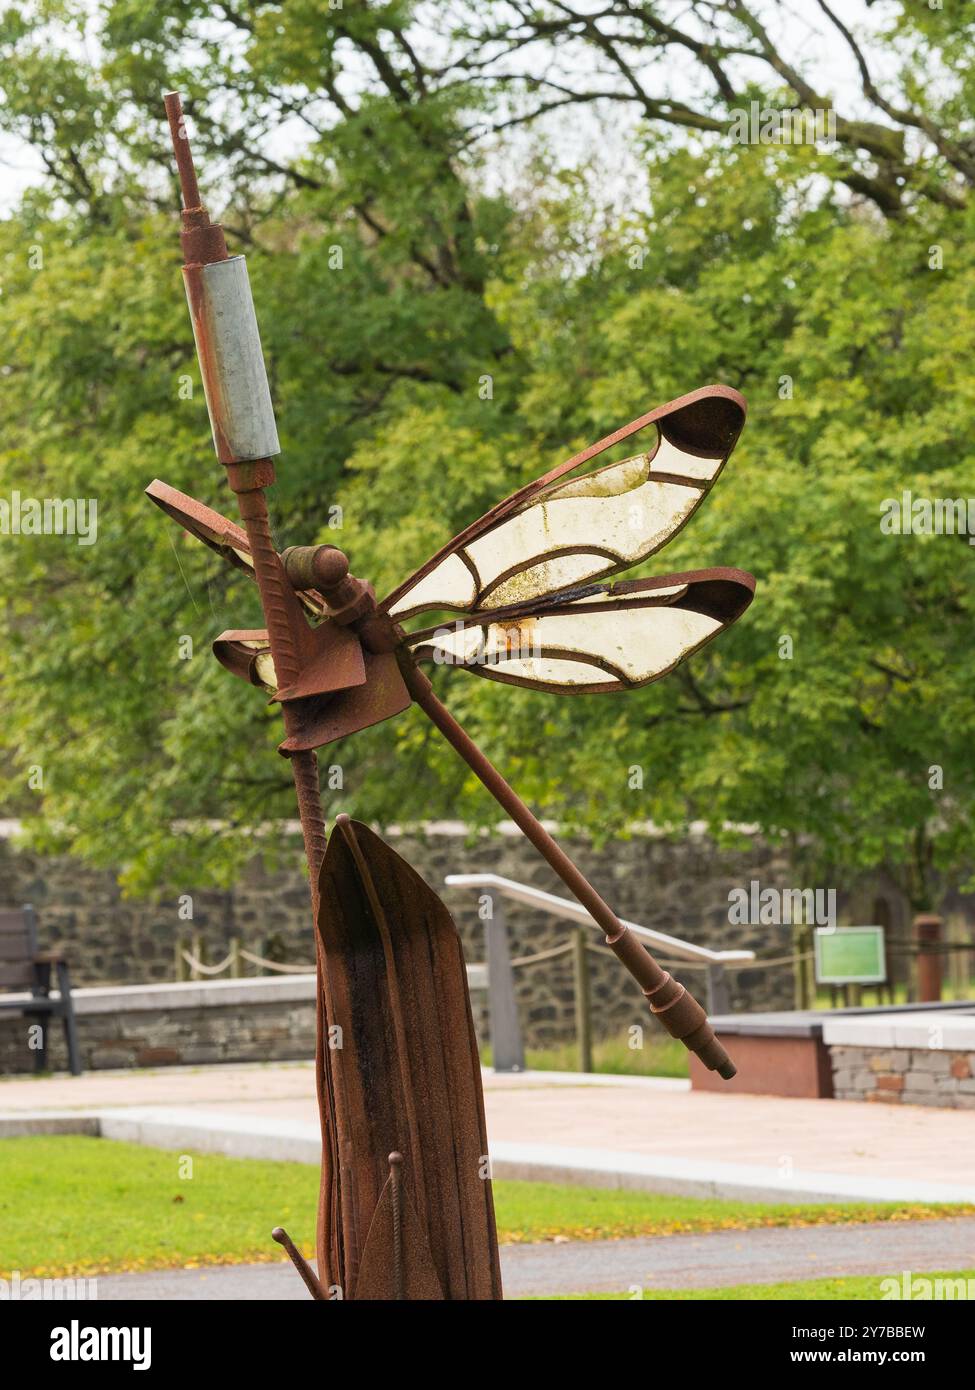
[400,658,736,1078]
[389,1152,405,1302]
[163,91,201,212]
[272,1227,327,1301]
[163,93,349,1288]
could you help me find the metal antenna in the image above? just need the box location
[388,1153,405,1301]
[163,91,201,211]
[162,90,228,265]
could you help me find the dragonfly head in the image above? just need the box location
[281,544,377,628]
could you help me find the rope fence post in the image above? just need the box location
[792,918,815,1010]
[915,913,944,1003]
[947,913,968,999]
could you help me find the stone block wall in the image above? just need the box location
[829,1045,975,1110]
[0,985,321,1076]
[0,824,804,1057]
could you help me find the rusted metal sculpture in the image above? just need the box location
[151,93,755,1300]
[314,816,501,1298]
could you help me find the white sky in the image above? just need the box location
[0,0,924,217]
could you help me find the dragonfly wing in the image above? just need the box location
[213,630,275,689]
[404,568,754,694]
[383,385,745,621]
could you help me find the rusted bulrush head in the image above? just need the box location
[164,92,280,469]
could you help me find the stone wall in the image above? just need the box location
[829,1044,975,1110]
[0,979,324,1075]
[0,823,807,1054]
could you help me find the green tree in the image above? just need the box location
[0,1,973,917]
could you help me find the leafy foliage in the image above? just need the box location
[0,2,973,907]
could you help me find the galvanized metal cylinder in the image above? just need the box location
[182,255,281,464]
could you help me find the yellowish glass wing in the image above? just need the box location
[383,386,745,621]
[405,570,754,694]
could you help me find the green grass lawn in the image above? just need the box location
[482,1032,689,1077]
[540,1270,975,1300]
[494,1183,973,1243]
[1,1136,971,1279]
[814,980,975,1010]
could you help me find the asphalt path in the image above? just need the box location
[82,1217,975,1299]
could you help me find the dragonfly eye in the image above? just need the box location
[281,544,349,593]
[661,390,745,456]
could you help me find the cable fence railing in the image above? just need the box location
[174,936,316,981]
[445,872,759,1074]
[174,884,969,1074]
[172,935,488,994]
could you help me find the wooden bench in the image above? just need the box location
[0,905,82,1075]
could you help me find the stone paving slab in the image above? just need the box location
[3,1062,975,1203]
[0,1062,685,1111]
[0,1061,320,1112]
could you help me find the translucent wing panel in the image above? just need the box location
[384,386,745,621]
[388,446,704,617]
[484,657,611,687]
[406,568,754,694]
[466,458,702,609]
[387,551,477,614]
[419,607,719,688]
[650,435,724,481]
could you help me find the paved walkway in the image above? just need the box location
[85,1217,975,1299]
[4,1062,975,1202]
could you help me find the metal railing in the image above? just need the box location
[445,873,755,1073]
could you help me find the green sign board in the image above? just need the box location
[814,926,886,985]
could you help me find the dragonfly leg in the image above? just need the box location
[272,1226,328,1301]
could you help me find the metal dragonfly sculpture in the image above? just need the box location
[151,93,755,1300]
